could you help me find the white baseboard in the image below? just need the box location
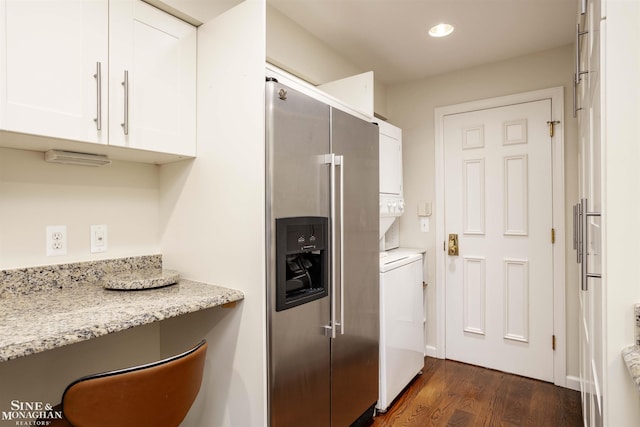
[565,375,581,391]
[424,345,582,393]
[425,345,440,358]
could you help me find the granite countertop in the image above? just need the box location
[622,304,640,392]
[622,345,640,391]
[0,256,244,362]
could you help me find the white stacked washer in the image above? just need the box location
[377,248,425,412]
[378,120,404,248]
[377,119,424,411]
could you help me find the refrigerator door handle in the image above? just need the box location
[323,153,337,339]
[336,155,345,335]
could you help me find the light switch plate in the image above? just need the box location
[418,202,432,217]
[420,217,430,233]
[90,224,108,253]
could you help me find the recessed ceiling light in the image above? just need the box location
[429,23,454,38]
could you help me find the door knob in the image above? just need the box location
[448,234,459,256]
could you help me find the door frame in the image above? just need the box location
[434,87,566,387]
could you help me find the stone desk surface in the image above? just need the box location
[622,345,640,392]
[0,256,244,363]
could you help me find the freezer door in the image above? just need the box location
[330,108,380,426]
[266,80,331,219]
[266,80,332,427]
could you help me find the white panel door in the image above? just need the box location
[444,99,554,382]
[109,0,196,156]
[0,0,108,143]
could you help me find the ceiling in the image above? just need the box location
[267,0,578,85]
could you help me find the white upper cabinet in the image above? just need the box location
[0,0,108,144]
[109,0,196,156]
[378,120,402,196]
[318,71,374,119]
[0,0,196,161]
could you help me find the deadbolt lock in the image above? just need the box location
[448,233,459,256]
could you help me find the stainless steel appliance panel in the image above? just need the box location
[267,80,379,426]
[266,80,331,427]
[269,298,331,427]
[330,108,380,426]
[266,81,330,220]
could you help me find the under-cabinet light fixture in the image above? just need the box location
[429,23,454,38]
[44,150,112,167]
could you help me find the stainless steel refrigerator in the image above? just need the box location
[265,78,379,427]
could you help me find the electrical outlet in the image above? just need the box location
[46,225,67,256]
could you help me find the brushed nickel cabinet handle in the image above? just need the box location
[121,70,129,135]
[93,62,102,131]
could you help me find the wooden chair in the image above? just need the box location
[43,339,207,427]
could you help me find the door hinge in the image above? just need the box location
[547,120,560,137]
[552,335,556,351]
[551,228,556,244]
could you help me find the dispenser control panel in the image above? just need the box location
[275,217,329,311]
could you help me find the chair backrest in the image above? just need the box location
[61,340,207,427]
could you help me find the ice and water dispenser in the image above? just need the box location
[275,217,328,311]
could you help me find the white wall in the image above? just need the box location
[266,5,360,86]
[386,45,580,379]
[158,1,267,426]
[0,148,164,417]
[0,147,160,270]
[266,5,389,118]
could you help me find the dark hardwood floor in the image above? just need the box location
[371,357,583,427]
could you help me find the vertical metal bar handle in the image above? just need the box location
[336,155,345,335]
[573,76,582,118]
[573,204,578,251]
[575,24,589,85]
[573,78,576,118]
[328,153,337,339]
[584,199,603,284]
[575,203,581,263]
[575,24,581,85]
[578,200,584,265]
[581,198,588,291]
[121,70,129,135]
[93,62,102,131]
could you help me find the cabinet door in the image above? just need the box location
[577,0,604,426]
[0,0,108,144]
[109,0,196,156]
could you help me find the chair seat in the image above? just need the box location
[39,340,207,427]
